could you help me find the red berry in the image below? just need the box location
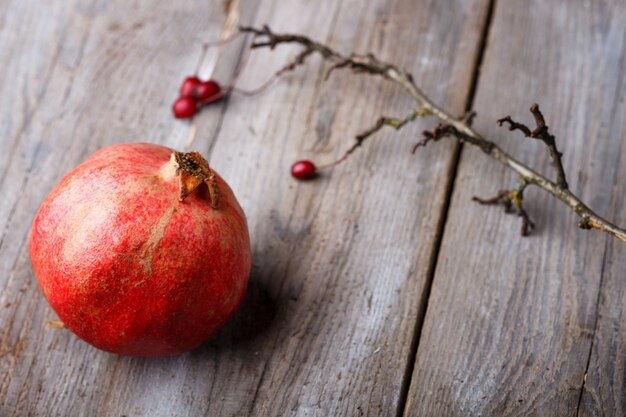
[180,76,201,98]
[196,80,222,103]
[291,160,317,180]
[172,97,197,119]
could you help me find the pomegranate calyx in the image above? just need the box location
[172,151,220,208]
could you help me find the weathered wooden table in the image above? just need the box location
[2,0,625,415]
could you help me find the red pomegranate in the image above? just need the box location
[29,143,251,356]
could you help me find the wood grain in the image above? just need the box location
[404,0,626,416]
[0,0,491,416]
[577,4,626,413]
[0,0,258,415]
[202,0,490,414]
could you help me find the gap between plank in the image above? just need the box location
[575,30,626,415]
[395,0,498,415]
[575,239,609,416]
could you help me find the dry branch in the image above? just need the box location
[238,25,626,243]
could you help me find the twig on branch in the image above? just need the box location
[473,179,535,236]
[462,110,477,126]
[497,104,568,189]
[239,25,410,85]
[320,109,428,168]
[412,124,456,153]
[237,25,626,243]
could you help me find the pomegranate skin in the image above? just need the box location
[29,143,251,356]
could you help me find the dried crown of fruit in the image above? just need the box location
[172,151,220,208]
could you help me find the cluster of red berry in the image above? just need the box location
[172,77,222,119]
[172,75,317,180]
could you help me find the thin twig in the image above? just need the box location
[238,25,626,243]
[473,179,535,236]
[497,104,568,188]
[231,75,278,96]
[319,109,426,169]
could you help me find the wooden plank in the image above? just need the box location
[404,0,626,416]
[0,0,257,415]
[0,0,494,417]
[72,0,492,415]
[190,0,492,416]
[578,22,626,415]
[580,240,626,416]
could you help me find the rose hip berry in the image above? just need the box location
[180,76,201,99]
[196,80,221,103]
[291,160,317,180]
[172,97,197,119]
[173,77,223,119]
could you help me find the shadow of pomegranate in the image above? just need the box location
[197,272,278,351]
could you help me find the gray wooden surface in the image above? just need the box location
[405,0,626,416]
[0,0,624,416]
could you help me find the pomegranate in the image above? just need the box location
[29,143,251,356]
